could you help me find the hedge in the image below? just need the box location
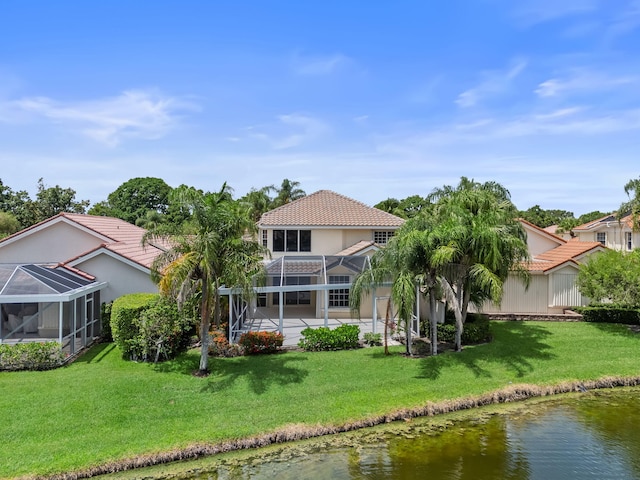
[298,324,360,351]
[434,313,491,344]
[0,342,66,371]
[110,293,195,361]
[238,331,284,354]
[573,305,640,325]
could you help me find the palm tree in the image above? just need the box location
[144,183,267,374]
[429,179,530,351]
[240,186,275,223]
[350,217,444,356]
[272,179,305,207]
[619,177,640,231]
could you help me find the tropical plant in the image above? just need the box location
[618,176,640,230]
[272,178,305,207]
[428,178,530,351]
[577,248,640,305]
[144,183,267,373]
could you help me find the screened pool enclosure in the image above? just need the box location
[222,255,420,342]
[0,264,107,354]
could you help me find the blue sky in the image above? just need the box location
[0,0,639,215]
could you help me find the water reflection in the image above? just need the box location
[140,389,640,479]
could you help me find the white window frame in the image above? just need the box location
[626,231,633,251]
[374,231,394,245]
[596,232,606,246]
[328,275,350,308]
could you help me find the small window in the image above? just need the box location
[374,231,394,245]
[596,232,606,246]
[300,230,311,252]
[262,230,268,248]
[627,232,633,251]
[329,275,350,308]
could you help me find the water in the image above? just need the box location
[116,389,640,479]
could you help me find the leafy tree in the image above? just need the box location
[272,179,305,208]
[32,178,89,222]
[577,249,640,305]
[375,196,429,219]
[92,177,172,224]
[0,211,20,238]
[0,179,34,228]
[374,198,402,216]
[144,183,267,374]
[519,205,574,228]
[428,178,530,351]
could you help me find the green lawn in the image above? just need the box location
[1,321,639,479]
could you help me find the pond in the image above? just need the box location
[104,387,640,479]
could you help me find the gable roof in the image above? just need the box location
[336,240,379,256]
[0,213,167,271]
[518,218,567,246]
[258,190,405,228]
[526,240,604,273]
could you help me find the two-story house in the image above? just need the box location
[252,190,404,323]
[571,213,637,251]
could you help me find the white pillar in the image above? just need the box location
[278,290,284,335]
[58,302,63,345]
[324,288,329,327]
[372,288,377,333]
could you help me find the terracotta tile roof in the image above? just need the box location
[518,218,566,244]
[336,240,378,256]
[524,240,603,272]
[258,190,405,228]
[59,213,168,269]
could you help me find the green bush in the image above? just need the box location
[363,332,383,346]
[435,313,491,344]
[574,305,640,325]
[100,301,113,342]
[298,324,360,351]
[238,331,284,354]
[111,293,195,361]
[0,342,66,371]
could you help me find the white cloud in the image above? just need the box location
[535,70,638,98]
[510,0,599,27]
[456,58,528,108]
[249,113,329,149]
[291,52,350,75]
[10,90,197,146]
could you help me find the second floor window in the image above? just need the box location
[273,230,311,252]
[374,231,394,245]
[596,232,606,246]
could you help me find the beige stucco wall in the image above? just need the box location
[0,222,103,264]
[523,224,563,257]
[73,254,157,303]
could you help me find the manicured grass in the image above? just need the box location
[1,321,639,478]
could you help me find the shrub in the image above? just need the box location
[0,342,66,371]
[363,332,383,346]
[239,331,284,354]
[574,305,640,325]
[435,313,491,345]
[209,330,244,357]
[111,293,195,361]
[298,324,360,351]
[100,301,113,342]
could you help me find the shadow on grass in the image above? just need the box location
[73,342,116,364]
[419,322,555,380]
[202,352,309,395]
[587,321,640,339]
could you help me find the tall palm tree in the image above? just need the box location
[350,217,444,356]
[144,183,267,374]
[619,177,640,231]
[240,186,275,223]
[429,179,530,351]
[273,179,305,207]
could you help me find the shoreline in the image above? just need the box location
[33,375,640,480]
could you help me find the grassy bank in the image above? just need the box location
[1,321,639,479]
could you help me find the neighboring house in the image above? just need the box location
[571,214,637,251]
[0,213,165,350]
[480,219,605,315]
[242,190,404,330]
